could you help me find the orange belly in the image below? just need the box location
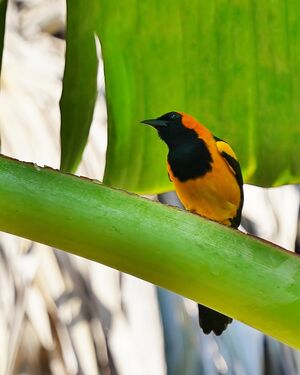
[168,158,241,226]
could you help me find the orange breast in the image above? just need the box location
[167,151,241,226]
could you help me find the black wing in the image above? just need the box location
[214,136,244,228]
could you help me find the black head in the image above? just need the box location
[141,112,182,127]
[142,112,213,179]
[141,112,195,148]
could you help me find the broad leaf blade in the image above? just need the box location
[60,0,98,173]
[1,155,300,349]
[98,0,300,193]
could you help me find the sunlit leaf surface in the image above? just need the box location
[98,0,300,193]
[60,0,98,173]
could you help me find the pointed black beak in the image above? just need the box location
[141,118,168,127]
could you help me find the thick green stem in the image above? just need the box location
[0,155,299,347]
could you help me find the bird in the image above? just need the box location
[141,111,244,335]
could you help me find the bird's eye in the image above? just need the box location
[159,112,181,122]
[167,112,180,120]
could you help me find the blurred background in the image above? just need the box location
[0,0,299,374]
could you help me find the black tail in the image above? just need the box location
[198,304,232,335]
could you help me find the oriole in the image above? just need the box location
[142,111,244,335]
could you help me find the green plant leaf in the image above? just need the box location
[0,0,7,77]
[97,0,300,193]
[60,0,98,173]
[0,154,300,349]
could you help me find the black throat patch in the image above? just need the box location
[167,135,213,182]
